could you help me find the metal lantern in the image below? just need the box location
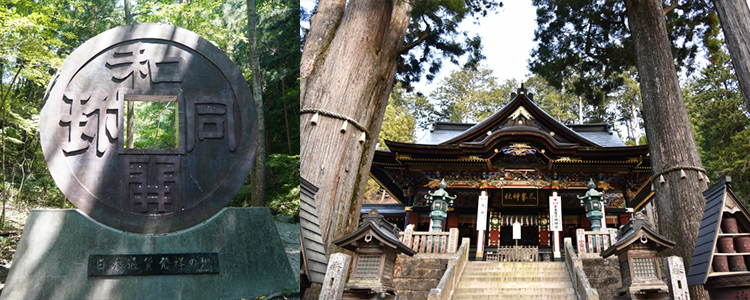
[578,179,605,232]
[425,179,456,232]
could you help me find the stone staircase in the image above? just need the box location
[451,261,576,300]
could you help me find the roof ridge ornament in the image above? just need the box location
[510,106,534,120]
[518,82,527,95]
[515,83,534,100]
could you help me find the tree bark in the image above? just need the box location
[625,0,709,298]
[123,0,134,148]
[281,80,292,155]
[712,0,750,114]
[124,0,132,25]
[247,0,266,206]
[300,0,412,253]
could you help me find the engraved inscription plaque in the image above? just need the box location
[40,24,258,233]
[88,253,219,276]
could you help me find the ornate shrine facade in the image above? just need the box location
[369,86,653,255]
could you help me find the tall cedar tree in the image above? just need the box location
[625,0,709,298]
[686,50,750,205]
[711,0,750,115]
[530,0,713,104]
[247,0,266,206]
[300,0,501,271]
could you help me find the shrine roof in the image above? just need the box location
[416,122,477,145]
[360,203,406,216]
[567,124,626,147]
[333,209,416,256]
[405,88,628,149]
[601,212,675,258]
[687,177,750,286]
[300,177,328,284]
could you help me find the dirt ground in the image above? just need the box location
[272,215,302,300]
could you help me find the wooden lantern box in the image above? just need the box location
[602,212,675,300]
[333,209,416,300]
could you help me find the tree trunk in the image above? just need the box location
[123,0,135,148]
[124,0,132,25]
[712,0,750,114]
[247,0,266,207]
[625,0,709,298]
[281,80,292,155]
[300,0,412,253]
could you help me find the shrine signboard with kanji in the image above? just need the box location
[501,188,539,206]
[549,192,562,232]
[39,23,258,234]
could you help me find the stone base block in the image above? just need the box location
[1,208,297,300]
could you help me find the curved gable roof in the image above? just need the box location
[441,88,600,147]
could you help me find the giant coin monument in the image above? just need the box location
[1,24,296,299]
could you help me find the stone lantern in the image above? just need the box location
[578,179,605,231]
[424,179,456,232]
[333,209,417,300]
[601,212,676,300]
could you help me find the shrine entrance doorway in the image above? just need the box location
[485,211,545,248]
[498,223,539,246]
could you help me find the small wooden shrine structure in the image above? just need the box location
[602,212,675,299]
[333,209,417,300]
[688,177,750,299]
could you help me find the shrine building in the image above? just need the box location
[368,85,654,259]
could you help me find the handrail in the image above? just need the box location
[399,227,459,253]
[427,237,470,300]
[564,237,599,300]
[487,245,539,262]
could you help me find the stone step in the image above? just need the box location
[459,276,571,284]
[464,262,566,268]
[457,280,573,289]
[464,267,567,272]
[463,267,568,273]
[452,262,576,300]
[462,268,567,274]
[453,287,575,296]
[465,263,567,269]
[461,271,570,278]
[451,294,577,300]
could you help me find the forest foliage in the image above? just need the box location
[0,0,300,227]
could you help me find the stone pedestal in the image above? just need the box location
[319,253,351,300]
[1,208,296,300]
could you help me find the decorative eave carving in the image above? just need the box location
[510,106,534,120]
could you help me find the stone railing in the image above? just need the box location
[400,227,459,254]
[427,237,470,300]
[486,246,538,262]
[564,237,599,300]
[576,228,618,255]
